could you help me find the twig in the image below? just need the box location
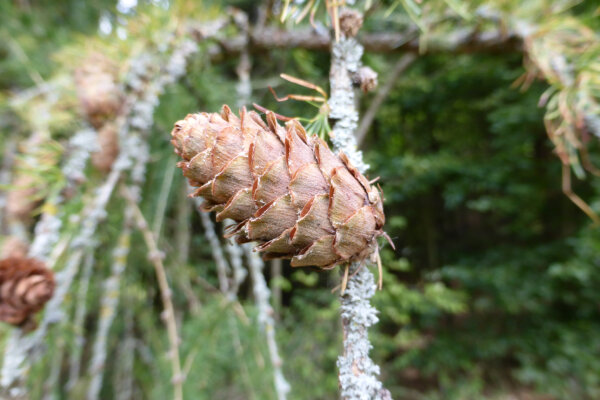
[194,194,231,294]
[245,246,291,400]
[175,184,191,267]
[270,259,282,319]
[115,308,136,400]
[355,54,417,146]
[86,209,133,400]
[67,251,95,391]
[328,8,391,400]
[42,337,65,400]
[122,185,184,400]
[223,221,247,300]
[152,157,177,239]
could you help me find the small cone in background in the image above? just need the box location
[74,53,123,129]
[0,257,55,329]
[6,173,39,223]
[171,106,386,269]
[354,67,378,93]
[1,237,29,259]
[339,8,363,38]
[91,122,120,173]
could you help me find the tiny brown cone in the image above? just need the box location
[0,257,55,328]
[6,174,39,223]
[171,106,385,269]
[1,237,29,259]
[74,53,123,129]
[91,122,120,173]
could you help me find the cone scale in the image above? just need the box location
[171,106,385,269]
[0,257,55,327]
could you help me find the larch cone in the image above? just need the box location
[0,257,55,328]
[171,105,385,269]
[74,52,122,129]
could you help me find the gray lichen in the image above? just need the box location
[329,15,391,400]
[329,38,369,174]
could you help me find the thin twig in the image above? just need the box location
[67,251,95,391]
[195,194,231,294]
[152,158,177,239]
[86,209,133,400]
[122,185,184,400]
[245,246,290,400]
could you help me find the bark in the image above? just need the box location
[328,17,391,400]
[194,24,520,60]
[86,207,134,400]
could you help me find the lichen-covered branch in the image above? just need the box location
[1,37,198,398]
[328,10,391,400]
[122,185,183,400]
[67,251,95,391]
[86,210,133,400]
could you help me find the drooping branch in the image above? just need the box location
[122,185,184,400]
[66,251,95,391]
[0,36,199,398]
[86,209,133,400]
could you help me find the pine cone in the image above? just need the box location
[353,67,378,93]
[6,173,39,222]
[91,122,120,173]
[0,257,54,327]
[339,8,363,38]
[74,53,123,129]
[171,106,385,269]
[1,237,29,259]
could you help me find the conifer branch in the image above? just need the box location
[122,185,184,400]
[86,210,133,400]
[328,8,391,400]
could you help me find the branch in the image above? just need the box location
[86,209,133,400]
[66,251,95,391]
[245,246,291,400]
[194,194,232,294]
[327,10,391,400]
[122,185,184,400]
[192,24,521,58]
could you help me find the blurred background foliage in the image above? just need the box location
[1,0,600,399]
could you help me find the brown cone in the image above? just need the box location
[0,257,55,327]
[339,8,363,38]
[171,106,385,269]
[6,174,39,222]
[354,67,378,93]
[74,53,123,129]
[91,122,120,173]
[1,237,29,259]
